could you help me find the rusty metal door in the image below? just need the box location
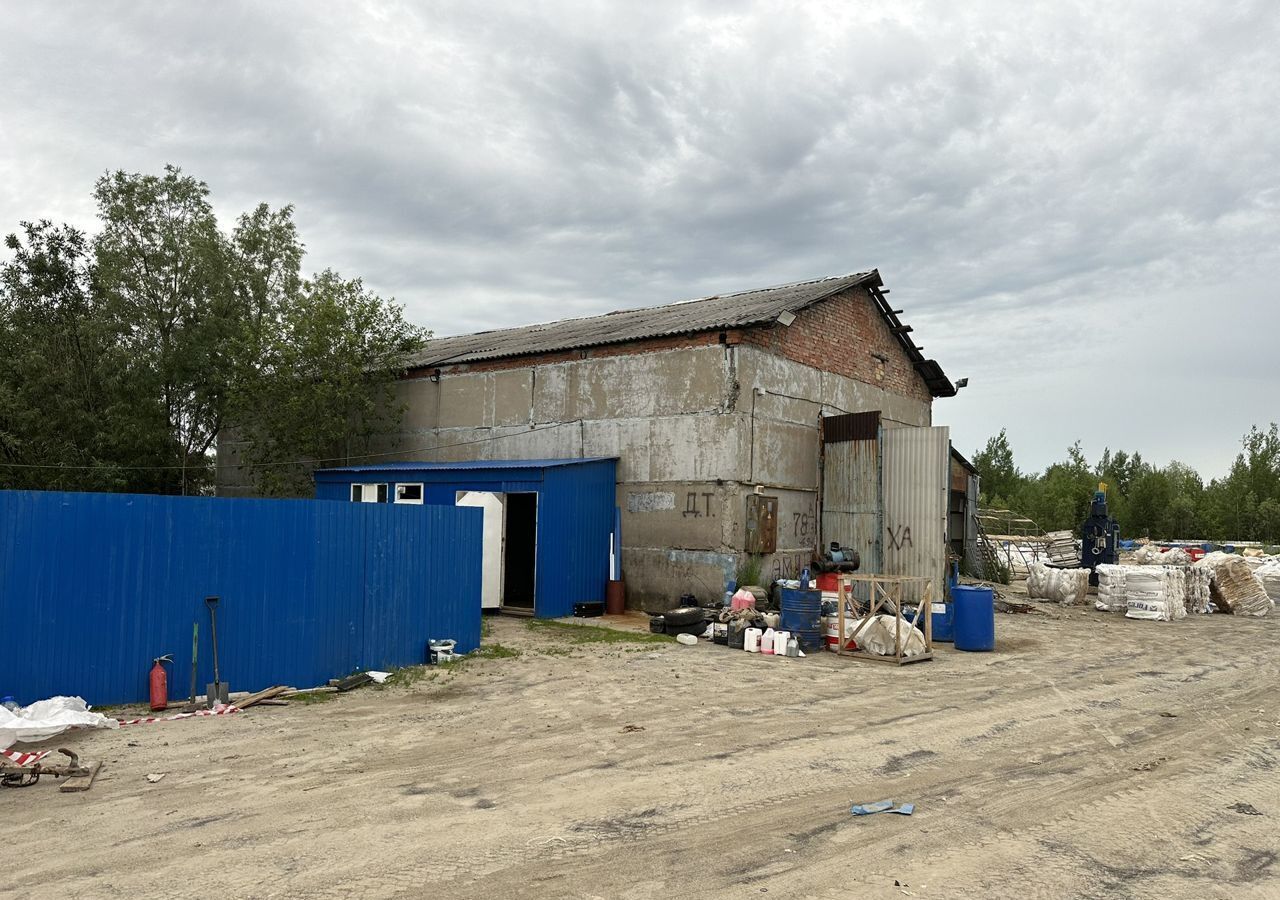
[820,412,882,573]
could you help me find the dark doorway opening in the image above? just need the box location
[502,493,538,613]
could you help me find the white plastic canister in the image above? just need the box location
[773,630,790,657]
[744,627,762,652]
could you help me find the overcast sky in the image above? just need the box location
[2,1,1276,479]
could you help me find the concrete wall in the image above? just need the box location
[216,287,937,611]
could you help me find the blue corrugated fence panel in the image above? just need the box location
[0,490,480,705]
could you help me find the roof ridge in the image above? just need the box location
[424,271,874,343]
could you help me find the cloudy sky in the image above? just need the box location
[2,1,1277,478]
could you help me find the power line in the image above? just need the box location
[0,420,579,472]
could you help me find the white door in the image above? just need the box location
[456,491,505,610]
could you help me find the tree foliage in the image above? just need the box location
[0,166,426,496]
[972,424,1280,543]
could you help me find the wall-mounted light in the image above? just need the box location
[776,310,796,326]
[955,377,969,389]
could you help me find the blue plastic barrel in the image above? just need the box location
[952,585,995,652]
[780,588,824,653]
[932,600,954,642]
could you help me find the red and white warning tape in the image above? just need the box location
[117,705,240,727]
[1,748,53,767]
[2,706,240,767]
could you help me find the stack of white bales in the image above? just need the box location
[1095,564,1128,612]
[1046,531,1080,565]
[1027,562,1091,605]
[1124,567,1188,621]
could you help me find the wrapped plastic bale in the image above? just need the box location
[1133,544,1164,565]
[1205,556,1273,617]
[1184,565,1213,614]
[1124,567,1187,622]
[1255,562,1280,604]
[1095,563,1129,612]
[1027,562,1091,605]
[1133,545,1190,566]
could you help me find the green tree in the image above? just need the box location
[93,166,240,493]
[972,429,1022,505]
[1,165,425,497]
[231,270,427,496]
[0,221,176,491]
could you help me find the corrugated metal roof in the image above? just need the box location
[407,272,879,369]
[315,457,617,475]
[405,269,956,398]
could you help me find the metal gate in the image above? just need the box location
[882,425,951,590]
[820,411,882,573]
[822,414,950,591]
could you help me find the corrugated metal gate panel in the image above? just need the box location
[0,490,480,705]
[882,425,950,596]
[820,435,882,573]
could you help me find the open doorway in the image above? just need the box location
[502,492,538,613]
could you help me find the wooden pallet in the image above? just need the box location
[835,573,935,666]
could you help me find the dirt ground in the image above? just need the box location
[5,599,1280,900]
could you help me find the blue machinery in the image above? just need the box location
[1081,484,1120,585]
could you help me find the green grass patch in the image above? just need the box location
[472,642,521,660]
[291,690,337,705]
[525,619,673,645]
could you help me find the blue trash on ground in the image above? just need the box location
[850,799,915,816]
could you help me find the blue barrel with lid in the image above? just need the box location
[952,585,995,652]
[780,588,824,653]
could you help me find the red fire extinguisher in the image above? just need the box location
[149,654,173,712]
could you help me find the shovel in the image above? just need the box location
[205,596,230,708]
[181,621,199,713]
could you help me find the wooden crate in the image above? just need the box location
[835,573,934,666]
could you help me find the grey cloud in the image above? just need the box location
[2,0,1277,477]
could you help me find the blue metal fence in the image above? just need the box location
[0,490,481,706]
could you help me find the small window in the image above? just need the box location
[351,483,388,503]
[395,483,424,504]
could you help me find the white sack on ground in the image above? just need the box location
[0,696,118,751]
[1027,563,1090,605]
[851,614,927,657]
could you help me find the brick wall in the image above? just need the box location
[740,285,932,404]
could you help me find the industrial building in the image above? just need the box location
[219,270,967,611]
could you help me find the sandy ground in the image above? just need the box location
[5,600,1280,900]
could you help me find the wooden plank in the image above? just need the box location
[59,759,102,792]
[233,685,289,710]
